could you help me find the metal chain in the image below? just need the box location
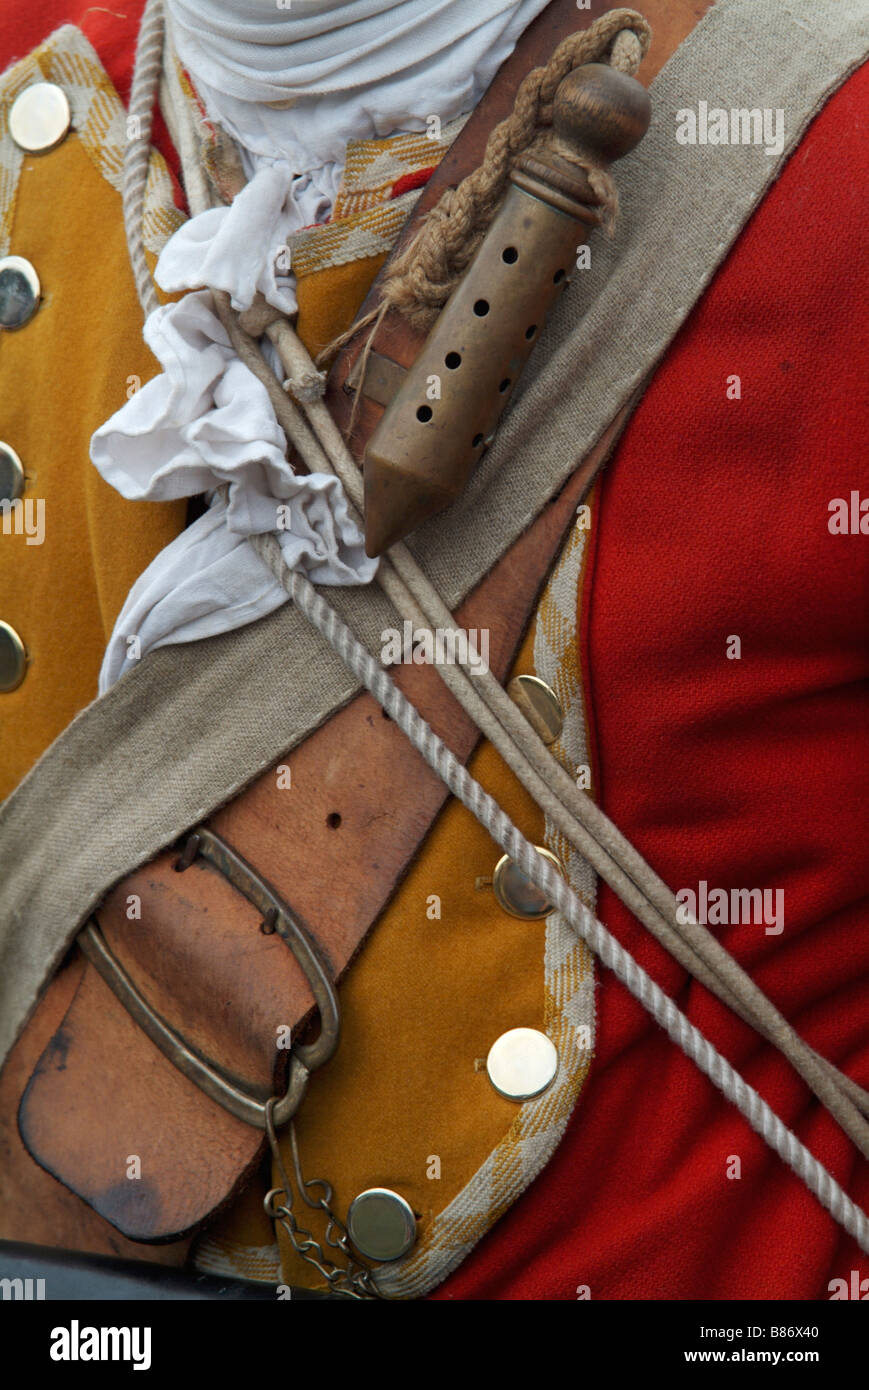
[264,1100,382,1300]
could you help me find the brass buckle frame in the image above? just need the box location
[77,827,339,1130]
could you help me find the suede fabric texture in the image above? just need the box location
[0,131,186,801]
[272,621,548,1290]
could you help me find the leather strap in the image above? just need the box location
[17,436,608,1241]
[14,0,711,1245]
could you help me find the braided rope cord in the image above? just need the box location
[213,275,869,1235]
[219,294,869,1159]
[122,0,165,318]
[318,6,651,370]
[380,8,650,331]
[249,533,869,1262]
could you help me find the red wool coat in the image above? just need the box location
[441,55,869,1301]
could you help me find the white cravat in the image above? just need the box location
[92,0,550,691]
[166,0,550,167]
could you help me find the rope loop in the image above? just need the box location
[362,9,651,338]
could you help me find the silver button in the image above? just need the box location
[492,845,564,919]
[347,1188,416,1263]
[486,1027,559,1101]
[0,620,27,692]
[9,82,71,154]
[0,256,40,329]
[0,442,24,503]
[507,674,564,744]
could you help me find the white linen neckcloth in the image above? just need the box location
[92,0,550,692]
[166,0,551,169]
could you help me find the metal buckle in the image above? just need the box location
[77,827,339,1130]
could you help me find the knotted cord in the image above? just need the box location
[318,7,650,368]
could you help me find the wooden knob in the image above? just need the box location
[553,62,651,166]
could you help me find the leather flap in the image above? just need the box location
[19,963,266,1243]
[19,457,600,1241]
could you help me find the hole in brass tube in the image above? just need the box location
[445,351,462,369]
[499,378,511,393]
[525,324,537,339]
[553,268,566,284]
[473,299,490,317]
[416,404,433,423]
[472,433,484,448]
[502,246,518,264]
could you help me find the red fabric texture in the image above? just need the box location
[439,62,869,1300]
[0,0,185,209]
[391,166,436,198]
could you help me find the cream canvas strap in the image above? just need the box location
[1,0,868,1082]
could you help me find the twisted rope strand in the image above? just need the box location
[370,9,649,333]
[123,0,165,318]
[257,317,869,1151]
[249,541,869,1259]
[318,9,650,363]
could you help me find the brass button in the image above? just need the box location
[0,256,40,329]
[347,1188,416,1263]
[0,442,24,503]
[0,620,27,691]
[492,845,564,919]
[507,674,564,744]
[9,81,71,153]
[486,1027,559,1101]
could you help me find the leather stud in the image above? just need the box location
[347,1187,416,1263]
[507,673,564,744]
[486,1027,559,1101]
[0,620,27,692]
[0,441,24,503]
[490,845,564,919]
[0,256,40,329]
[9,81,71,154]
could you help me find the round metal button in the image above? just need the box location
[0,441,24,503]
[507,674,564,744]
[0,256,40,329]
[0,620,27,692]
[486,1027,559,1101]
[492,845,564,919]
[9,82,71,154]
[347,1188,416,1263]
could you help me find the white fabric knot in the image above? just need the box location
[91,290,376,692]
[91,0,553,692]
[154,162,340,315]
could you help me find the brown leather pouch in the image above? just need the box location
[14,0,711,1245]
